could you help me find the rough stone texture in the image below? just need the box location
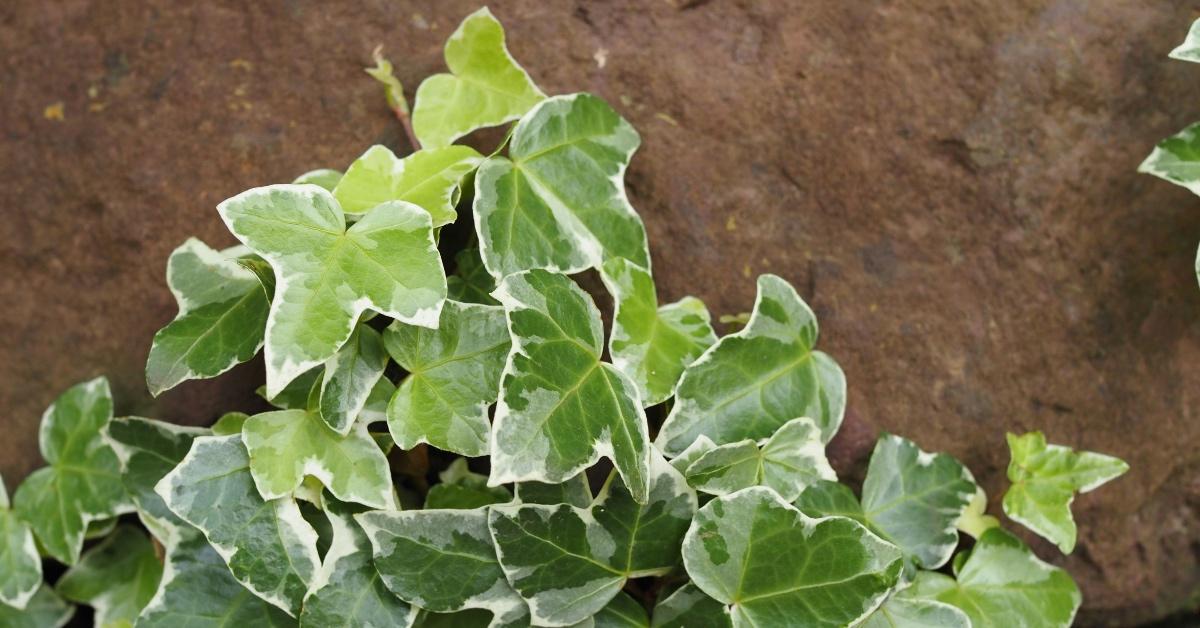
[1,0,1198,624]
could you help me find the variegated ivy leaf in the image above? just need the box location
[241,409,395,509]
[683,417,835,502]
[56,525,162,628]
[594,592,649,628]
[956,486,1000,539]
[332,144,483,225]
[448,247,499,305]
[682,487,902,627]
[904,528,1081,628]
[1001,431,1128,553]
[1170,19,1200,63]
[474,93,649,279]
[651,584,731,628]
[384,300,510,457]
[425,459,513,509]
[411,7,545,148]
[656,275,847,455]
[857,596,970,628]
[489,270,652,502]
[317,323,388,434]
[667,435,717,476]
[217,184,446,398]
[1138,121,1200,196]
[156,435,320,616]
[293,168,343,191]
[0,475,41,610]
[258,366,323,410]
[488,452,696,626]
[0,585,74,628]
[13,378,132,565]
[145,238,271,396]
[513,473,592,508]
[103,417,206,538]
[600,257,716,406]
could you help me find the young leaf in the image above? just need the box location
[425,459,513,509]
[217,184,446,397]
[0,475,41,610]
[384,300,510,457]
[0,585,74,628]
[1001,431,1128,553]
[474,93,649,279]
[681,487,902,627]
[13,378,132,565]
[1170,18,1200,63]
[292,168,343,191]
[317,323,388,434]
[488,269,652,502]
[211,411,249,435]
[1138,121,1200,196]
[448,247,499,305]
[594,591,649,628]
[332,144,483,225]
[656,275,846,455]
[857,596,970,628]
[682,417,835,501]
[651,584,732,628]
[56,525,162,628]
[411,7,545,148]
[955,486,1000,539]
[513,473,592,508]
[600,257,716,405]
[366,45,408,115]
[103,416,207,537]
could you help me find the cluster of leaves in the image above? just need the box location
[1,7,1130,627]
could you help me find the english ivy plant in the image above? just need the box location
[1,7,1128,627]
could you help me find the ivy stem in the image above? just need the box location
[393,104,421,153]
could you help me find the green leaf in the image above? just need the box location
[384,300,510,457]
[0,476,41,609]
[0,585,74,628]
[258,367,323,411]
[13,377,132,565]
[489,270,652,502]
[667,436,717,476]
[488,452,696,626]
[57,525,162,628]
[425,459,513,509]
[956,486,1000,539]
[904,527,1081,628]
[600,258,716,405]
[682,417,835,501]
[1170,19,1200,63]
[241,409,395,509]
[145,238,271,396]
[1139,121,1200,195]
[156,435,320,616]
[474,93,649,279]
[103,417,207,538]
[448,247,499,305]
[682,487,902,627]
[1001,431,1128,553]
[292,168,343,191]
[595,591,649,628]
[211,411,249,436]
[794,480,868,524]
[318,323,388,434]
[513,473,592,508]
[857,596,970,628]
[332,144,483,225]
[411,7,545,148]
[651,584,731,628]
[366,45,408,115]
[217,184,446,397]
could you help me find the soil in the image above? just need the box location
[3,1,1200,624]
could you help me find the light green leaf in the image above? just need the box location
[956,486,1000,539]
[488,452,696,626]
[293,168,343,191]
[1001,431,1128,553]
[683,417,835,501]
[489,270,652,502]
[102,417,207,538]
[217,184,446,397]
[595,592,649,628]
[0,585,74,628]
[318,323,388,434]
[857,596,970,628]
[332,144,483,225]
[13,378,132,565]
[650,584,731,628]
[156,435,320,616]
[448,247,499,305]
[656,274,846,454]
[0,476,41,609]
[513,473,592,508]
[904,528,1081,628]
[1170,19,1200,62]
[426,459,513,509]
[411,7,545,148]
[474,93,649,279]
[366,45,409,115]
[385,300,510,457]
[57,525,162,628]
[794,480,868,524]
[241,409,395,509]
[682,487,902,628]
[1139,122,1200,195]
[600,258,716,405]
[211,411,249,436]
[667,436,717,476]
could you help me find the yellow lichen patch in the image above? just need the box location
[43,102,65,121]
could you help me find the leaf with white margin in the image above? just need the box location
[857,596,969,628]
[682,487,902,628]
[241,409,395,509]
[385,300,510,457]
[1170,19,1200,62]
[332,144,483,225]
[56,525,162,628]
[683,417,835,502]
[13,377,133,565]
[293,168,343,191]
[650,584,731,628]
[258,366,323,410]
[600,258,716,406]
[490,270,651,500]
[156,435,320,616]
[217,184,446,397]
[667,436,717,476]
[448,247,499,305]
[474,94,650,279]
[656,275,846,455]
[411,7,545,148]
[903,527,1081,628]
[1139,122,1200,196]
[488,452,696,626]
[513,473,592,508]
[426,459,513,510]
[0,475,41,609]
[318,323,388,434]
[594,592,648,628]
[103,416,207,538]
[0,585,74,628]
[1001,431,1128,553]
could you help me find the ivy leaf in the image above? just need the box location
[258,366,323,411]
[594,592,649,628]
[513,473,592,508]
[411,7,545,148]
[156,435,320,616]
[384,300,510,457]
[488,452,696,626]
[682,417,835,501]
[56,525,162,628]
[956,486,1000,539]
[795,480,869,524]
[1001,431,1128,553]
[474,93,649,279]
[332,144,483,225]
[489,269,652,502]
[1170,19,1200,63]
[448,247,500,305]
[857,596,970,628]
[425,459,513,509]
[667,436,717,476]
[13,377,132,565]
[600,258,716,406]
[211,411,249,436]
[656,275,846,455]
[0,475,41,610]
[217,184,446,397]
[241,409,395,509]
[292,168,343,191]
[0,586,74,628]
[103,417,206,538]
[317,323,388,434]
[682,487,902,627]
[650,584,731,628]
[1138,122,1200,195]
[904,527,1081,628]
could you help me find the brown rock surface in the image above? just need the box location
[2,0,1199,624]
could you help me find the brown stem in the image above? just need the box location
[393,105,420,153]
